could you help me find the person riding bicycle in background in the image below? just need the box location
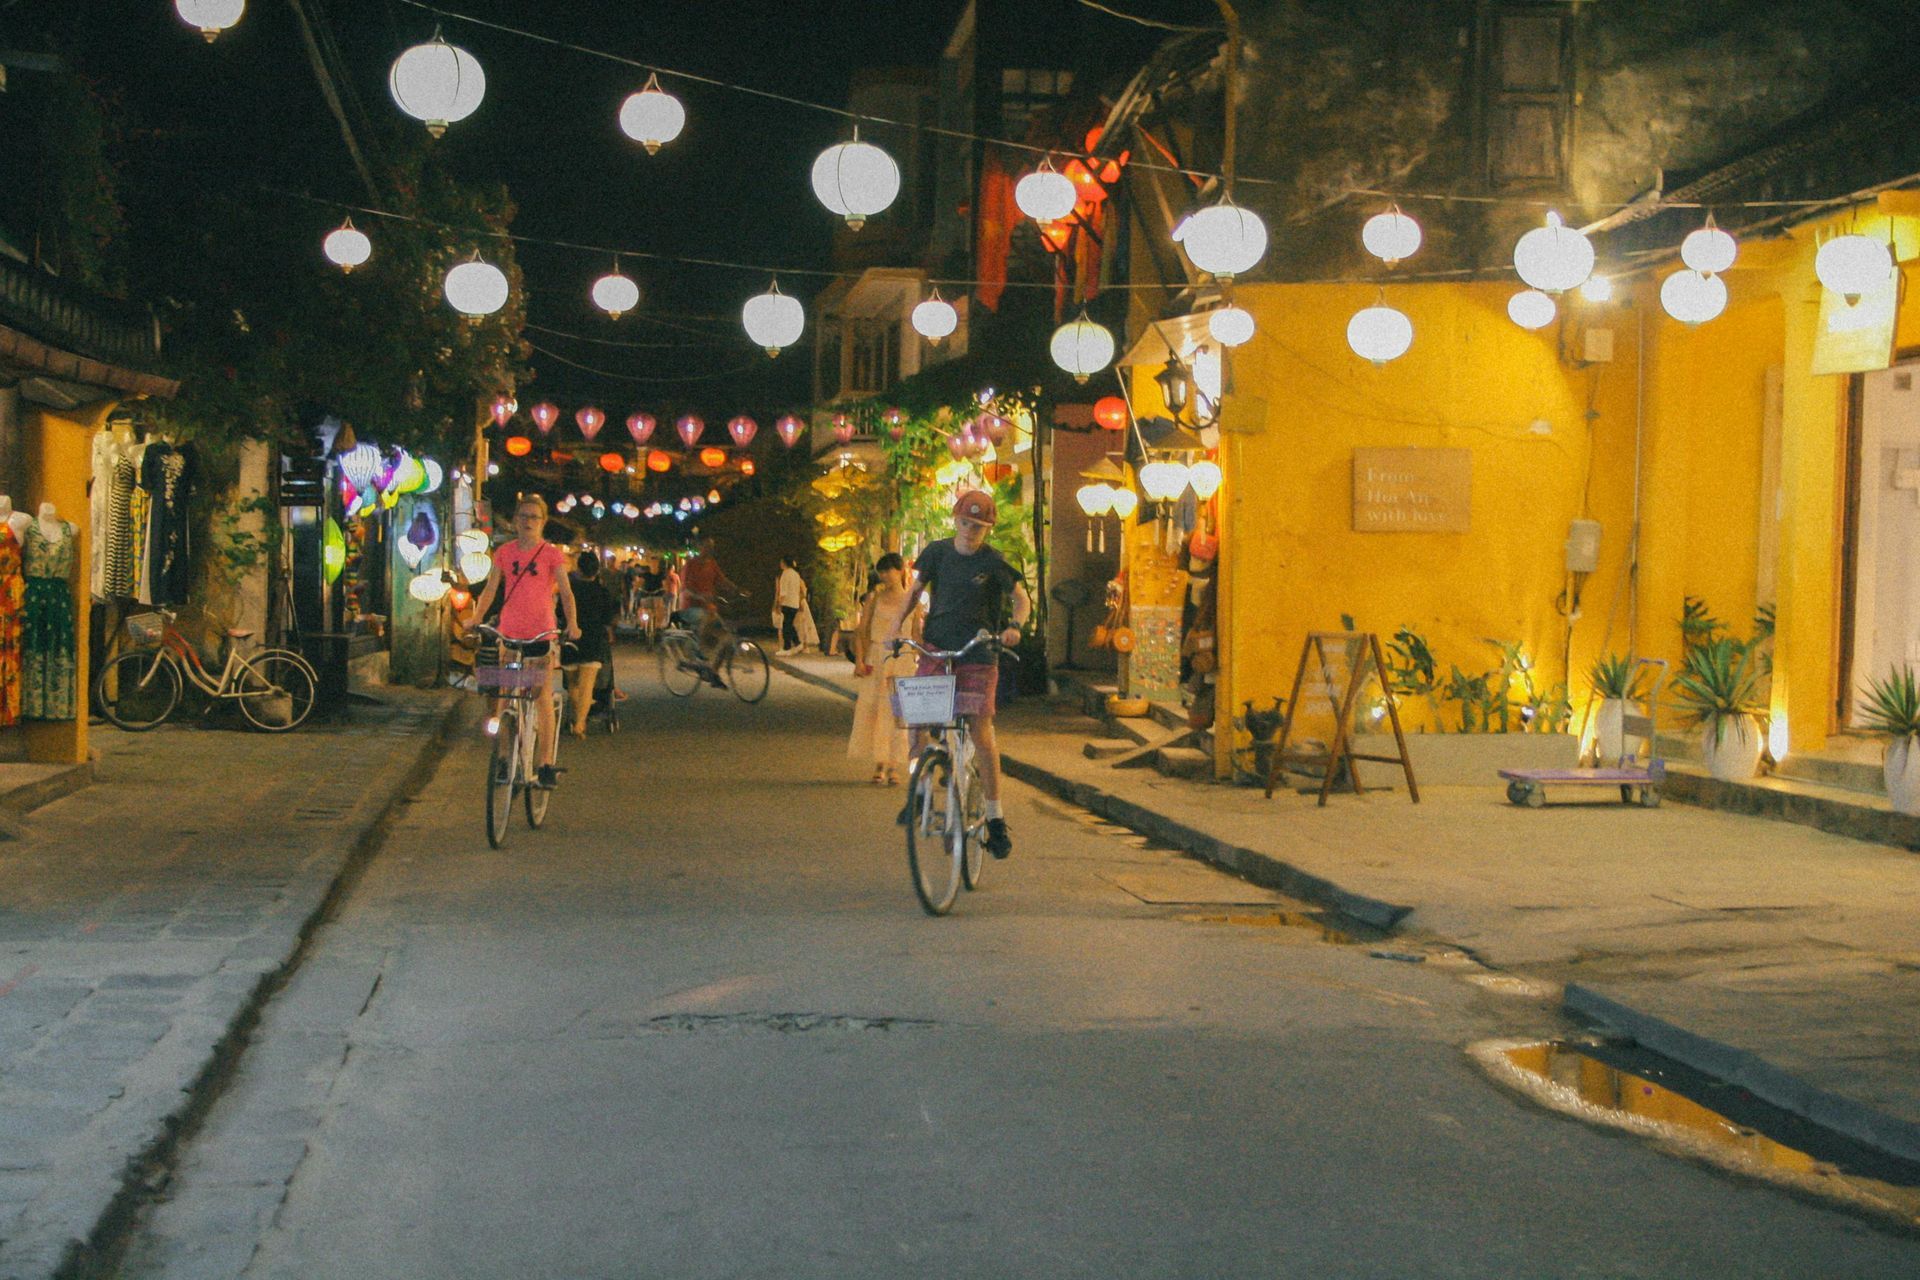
[880,490,1031,860]
[678,535,739,677]
[468,494,581,789]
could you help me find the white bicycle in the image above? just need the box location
[892,632,1010,916]
[472,625,564,849]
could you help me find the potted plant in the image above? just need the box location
[1858,665,1920,815]
[1588,653,1644,763]
[1673,638,1765,782]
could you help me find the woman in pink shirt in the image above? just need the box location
[469,494,580,788]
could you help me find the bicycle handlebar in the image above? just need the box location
[891,629,1020,664]
[469,624,564,648]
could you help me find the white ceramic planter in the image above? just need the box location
[1885,737,1920,816]
[1595,698,1627,764]
[1701,715,1761,782]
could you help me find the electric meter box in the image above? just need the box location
[1565,519,1603,573]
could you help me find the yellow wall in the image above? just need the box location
[23,403,111,764]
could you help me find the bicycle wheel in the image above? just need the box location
[487,708,517,848]
[959,753,987,891]
[236,651,317,732]
[905,747,962,916]
[526,699,553,829]
[658,634,701,697]
[94,650,183,730]
[723,639,770,704]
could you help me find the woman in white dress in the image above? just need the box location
[847,553,919,784]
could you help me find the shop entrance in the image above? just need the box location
[1845,359,1920,726]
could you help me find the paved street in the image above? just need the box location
[114,652,1920,1279]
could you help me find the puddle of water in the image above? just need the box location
[1480,1039,1920,1226]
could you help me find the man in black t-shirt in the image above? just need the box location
[880,490,1032,859]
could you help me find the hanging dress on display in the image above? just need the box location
[0,525,23,727]
[23,520,76,721]
[140,443,195,605]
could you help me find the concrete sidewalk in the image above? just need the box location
[0,690,467,1279]
[777,654,1920,1167]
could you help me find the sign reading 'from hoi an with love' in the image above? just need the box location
[1352,447,1471,532]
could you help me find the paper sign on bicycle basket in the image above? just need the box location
[892,674,957,726]
[476,663,548,694]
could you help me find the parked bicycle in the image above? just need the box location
[94,608,318,733]
[473,624,564,848]
[891,631,1011,916]
[656,598,769,703]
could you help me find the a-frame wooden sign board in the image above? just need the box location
[1263,632,1420,806]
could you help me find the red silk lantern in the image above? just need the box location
[1039,221,1074,254]
[626,412,656,444]
[946,433,967,460]
[599,451,625,474]
[530,402,559,434]
[982,462,1015,484]
[675,414,704,448]
[775,414,804,448]
[699,446,727,469]
[979,413,1011,443]
[576,406,605,441]
[1093,396,1128,431]
[489,397,517,427]
[645,449,673,473]
[831,414,855,444]
[503,435,532,457]
[727,415,758,447]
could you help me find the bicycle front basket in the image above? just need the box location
[892,674,957,727]
[126,613,165,645]
[475,661,548,695]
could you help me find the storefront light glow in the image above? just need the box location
[911,292,958,343]
[1508,289,1557,331]
[323,218,371,272]
[1512,212,1595,293]
[1175,201,1268,280]
[1815,233,1894,302]
[444,256,509,318]
[1579,274,1614,304]
[590,270,639,319]
[1680,215,1738,276]
[1659,268,1728,325]
[810,133,901,230]
[1050,313,1115,383]
[389,35,486,138]
[176,0,245,41]
[618,74,685,154]
[1346,303,1414,364]
[1361,206,1422,264]
[1208,306,1255,347]
[1015,162,1078,223]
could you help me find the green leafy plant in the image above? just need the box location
[1681,596,1724,655]
[1588,653,1644,701]
[1858,666,1920,740]
[1672,637,1765,743]
[1443,665,1499,732]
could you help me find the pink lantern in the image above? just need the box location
[775,414,804,448]
[727,415,758,447]
[946,433,968,460]
[979,412,1010,443]
[675,414,705,448]
[489,396,517,428]
[832,414,855,445]
[530,402,560,435]
[626,412,657,444]
[575,406,605,441]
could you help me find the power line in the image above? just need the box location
[1074,0,1222,34]
[527,341,771,383]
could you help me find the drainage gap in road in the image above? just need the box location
[1177,910,1381,947]
[1477,1038,1920,1227]
[637,1012,936,1035]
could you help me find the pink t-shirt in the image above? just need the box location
[492,541,565,641]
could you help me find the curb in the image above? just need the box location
[53,693,473,1280]
[1563,983,1920,1167]
[0,762,95,820]
[775,660,1920,1168]
[772,660,1411,932]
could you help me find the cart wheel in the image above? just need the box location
[1638,786,1662,808]
[1523,785,1546,808]
[1506,781,1533,807]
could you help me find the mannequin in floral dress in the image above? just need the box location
[22,505,76,721]
[0,497,26,726]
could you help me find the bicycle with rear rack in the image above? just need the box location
[472,624,565,849]
[94,608,318,733]
[891,631,1013,916]
[656,596,770,704]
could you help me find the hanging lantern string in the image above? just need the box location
[526,322,734,350]
[526,341,771,383]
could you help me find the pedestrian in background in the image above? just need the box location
[848,553,917,784]
[562,551,616,738]
[775,556,807,655]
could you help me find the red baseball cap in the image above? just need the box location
[953,490,996,526]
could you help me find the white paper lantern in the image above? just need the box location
[1346,303,1414,364]
[408,572,451,604]
[1075,483,1115,517]
[1049,313,1115,383]
[591,268,640,319]
[1015,163,1078,223]
[1108,488,1140,519]
[389,36,486,138]
[619,74,686,154]
[742,281,804,356]
[176,0,244,42]
[419,459,444,494]
[912,293,959,343]
[1188,459,1223,500]
[444,256,509,318]
[1208,305,1255,348]
[1508,289,1557,331]
[460,550,493,583]
[337,442,382,493]
[1659,269,1728,325]
[455,528,490,557]
[1815,234,1894,301]
[322,219,371,273]
[1362,206,1423,265]
[810,134,900,231]
[1138,460,1190,502]
[1680,216,1738,276]
[1513,212,1595,293]
[1175,201,1269,280]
